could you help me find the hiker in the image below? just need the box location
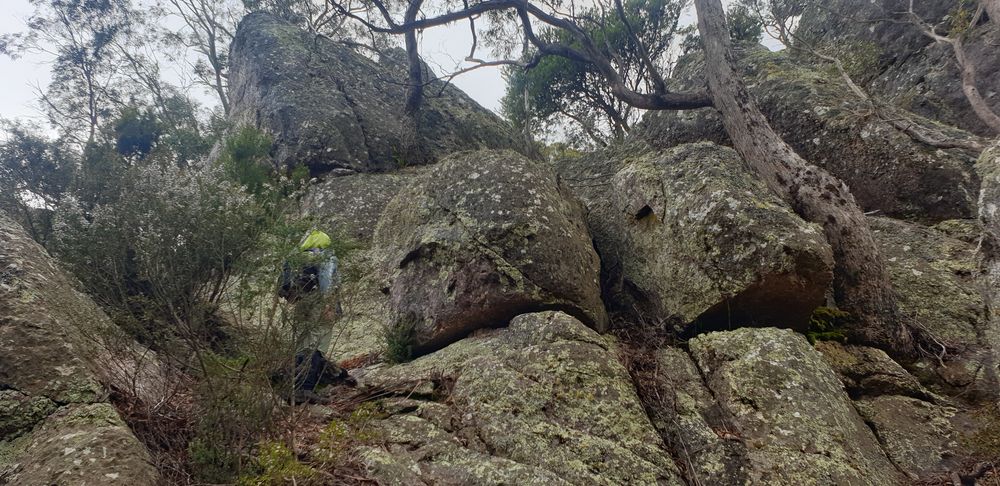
[280,228,341,304]
[275,228,350,403]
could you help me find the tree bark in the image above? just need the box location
[950,37,1000,134]
[403,0,424,116]
[976,141,1000,404]
[693,0,913,356]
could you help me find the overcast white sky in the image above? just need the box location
[0,1,742,126]
[0,0,513,123]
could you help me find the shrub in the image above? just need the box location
[383,314,419,364]
[237,442,316,486]
[187,352,283,483]
[49,126,327,481]
[217,126,275,196]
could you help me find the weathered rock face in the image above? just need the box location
[870,216,983,349]
[687,327,901,485]
[868,216,996,394]
[301,166,429,243]
[797,0,1000,136]
[558,142,833,333]
[357,311,685,485]
[636,50,981,223]
[649,347,750,485]
[229,13,521,175]
[855,395,961,479]
[0,214,158,485]
[373,150,608,353]
[814,340,928,400]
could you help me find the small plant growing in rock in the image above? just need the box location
[805,306,851,344]
[312,402,381,468]
[237,441,316,486]
[383,313,419,364]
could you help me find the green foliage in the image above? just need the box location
[188,351,282,484]
[728,3,764,45]
[947,0,979,37]
[0,0,141,142]
[501,0,685,147]
[383,314,419,364]
[805,306,851,344]
[114,107,161,158]
[729,0,806,46]
[817,41,882,83]
[218,126,276,196]
[237,441,316,486]
[0,121,74,242]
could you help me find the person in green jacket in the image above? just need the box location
[299,229,340,296]
[280,229,341,300]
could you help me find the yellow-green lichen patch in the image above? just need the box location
[357,311,685,485]
[689,328,901,485]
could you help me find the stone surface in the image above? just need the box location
[855,395,960,479]
[650,347,750,485]
[797,0,1000,136]
[688,327,901,485]
[301,167,428,243]
[637,49,981,223]
[0,213,159,484]
[373,150,608,353]
[356,311,685,485]
[558,142,833,333]
[814,341,927,399]
[229,13,521,175]
[870,216,982,348]
[2,403,159,485]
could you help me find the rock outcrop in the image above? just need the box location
[687,327,902,485]
[229,13,521,175]
[301,167,429,243]
[558,142,834,333]
[868,216,995,394]
[0,214,159,485]
[797,0,1000,136]
[373,150,608,353]
[356,311,685,485]
[635,49,981,222]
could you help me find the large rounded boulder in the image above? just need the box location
[559,142,834,334]
[373,150,608,353]
[0,213,160,485]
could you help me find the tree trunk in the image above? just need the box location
[976,141,1000,404]
[693,0,913,356]
[951,37,1000,134]
[403,0,424,116]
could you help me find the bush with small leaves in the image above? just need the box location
[383,314,419,364]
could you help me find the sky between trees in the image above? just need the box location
[0,0,765,125]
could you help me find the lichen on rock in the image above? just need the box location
[356,311,684,485]
[228,13,521,175]
[558,142,833,334]
[373,150,608,354]
[688,327,901,485]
